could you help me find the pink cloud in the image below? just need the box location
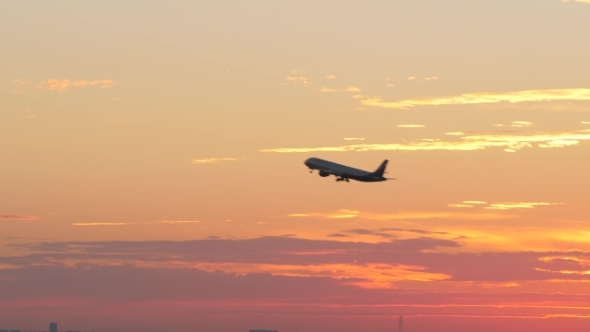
[3,237,590,331]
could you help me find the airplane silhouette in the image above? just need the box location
[304,157,396,182]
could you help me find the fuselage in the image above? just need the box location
[304,157,387,182]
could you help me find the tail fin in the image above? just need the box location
[372,159,388,177]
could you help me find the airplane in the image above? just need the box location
[304,157,396,182]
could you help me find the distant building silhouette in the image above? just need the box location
[50,322,58,332]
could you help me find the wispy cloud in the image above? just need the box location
[387,83,395,88]
[448,204,475,208]
[285,70,311,86]
[448,201,561,211]
[0,215,37,221]
[288,209,511,221]
[582,121,590,124]
[192,157,237,164]
[397,124,425,128]
[361,88,590,110]
[10,79,32,93]
[289,209,361,219]
[494,121,534,128]
[72,222,129,226]
[260,129,590,154]
[72,220,200,226]
[422,77,439,81]
[445,132,466,136]
[37,79,115,92]
[325,75,336,79]
[343,138,365,141]
[407,76,417,80]
[319,86,361,93]
[22,109,36,119]
[285,76,310,85]
[485,202,563,210]
[159,220,200,224]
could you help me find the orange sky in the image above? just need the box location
[2,1,590,331]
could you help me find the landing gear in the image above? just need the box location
[336,177,349,182]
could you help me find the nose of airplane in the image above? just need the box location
[304,158,312,166]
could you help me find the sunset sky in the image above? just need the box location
[2,1,590,331]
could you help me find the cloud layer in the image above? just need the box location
[360,89,590,110]
[260,129,590,154]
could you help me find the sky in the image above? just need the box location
[2,0,590,331]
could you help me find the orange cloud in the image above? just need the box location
[37,79,115,92]
[361,88,590,110]
[343,137,365,141]
[325,75,336,79]
[448,201,562,211]
[72,222,129,226]
[288,209,511,221]
[422,76,439,81]
[73,220,200,226]
[481,282,520,288]
[191,262,450,288]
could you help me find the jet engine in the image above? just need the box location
[318,170,330,177]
